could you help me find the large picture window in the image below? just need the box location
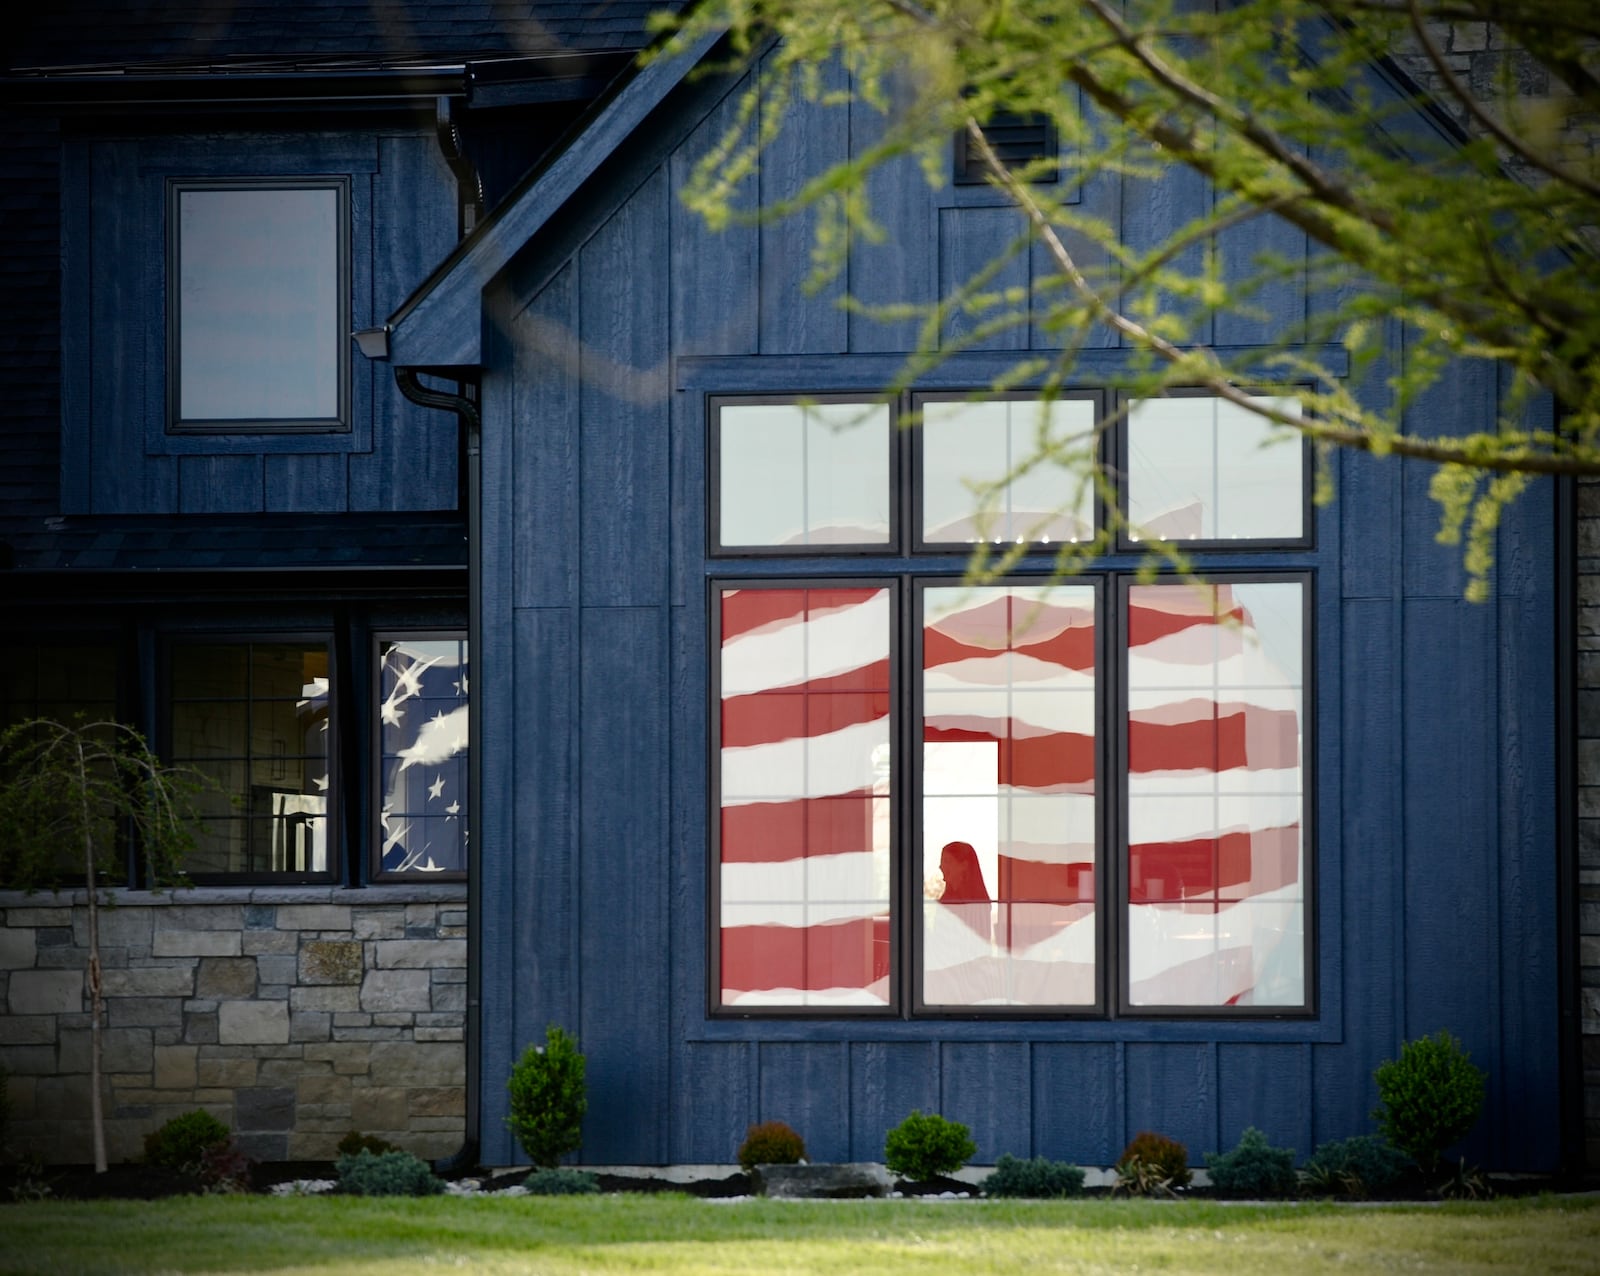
[709,391,1312,1018]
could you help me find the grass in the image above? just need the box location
[2,1192,1597,1275]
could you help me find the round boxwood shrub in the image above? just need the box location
[335,1148,445,1197]
[143,1110,231,1171]
[1115,1130,1192,1192]
[981,1154,1086,1199]
[883,1110,976,1182]
[737,1120,807,1172]
[506,1025,588,1170]
[1300,1134,1412,1197]
[1373,1030,1486,1175]
[523,1167,601,1195]
[1205,1127,1297,1198]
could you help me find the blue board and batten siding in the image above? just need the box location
[470,67,1560,1169]
[60,129,461,516]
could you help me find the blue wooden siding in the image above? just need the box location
[474,66,1562,1171]
[62,129,458,517]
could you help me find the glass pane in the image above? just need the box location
[177,186,340,422]
[921,584,1097,1007]
[718,587,892,1007]
[717,402,890,546]
[377,638,469,875]
[1126,395,1303,541]
[922,398,1096,544]
[1126,582,1305,1007]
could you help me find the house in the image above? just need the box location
[0,3,1587,1173]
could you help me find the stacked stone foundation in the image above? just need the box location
[0,886,467,1165]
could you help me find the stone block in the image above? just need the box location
[35,927,74,948]
[242,929,298,955]
[430,980,466,1012]
[236,1087,296,1132]
[196,1055,258,1089]
[34,1074,93,1120]
[8,969,83,1015]
[353,910,405,940]
[367,1041,465,1087]
[300,941,364,985]
[303,1043,372,1075]
[158,905,244,932]
[438,910,467,930]
[101,967,194,997]
[291,1011,332,1043]
[184,1010,219,1045]
[351,1086,409,1130]
[218,1000,289,1045]
[153,930,241,959]
[373,1013,414,1027]
[60,1027,153,1075]
[6,1072,37,1119]
[0,928,37,970]
[0,1016,56,1045]
[257,955,298,986]
[2,1046,59,1075]
[82,908,153,951]
[236,1131,289,1162]
[154,1044,197,1089]
[288,1131,345,1160]
[360,969,431,1012]
[333,1026,404,1042]
[4,907,72,927]
[295,1105,356,1133]
[374,940,465,970]
[754,1163,891,1199]
[276,905,351,932]
[196,957,258,999]
[107,997,184,1029]
[243,905,276,929]
[333,1013,372,1027]
[291,985,360,1013]
[416,1026,463,1043]
[34,947,87,970]
[297,1074,352,1105]
[409,1087,465,1117]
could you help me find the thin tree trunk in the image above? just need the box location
[77,738,108,1174]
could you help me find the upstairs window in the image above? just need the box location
[167,178,350,433]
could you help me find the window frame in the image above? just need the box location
[165,175,353,436]
[162,633,339,886]
[369,629,469,884]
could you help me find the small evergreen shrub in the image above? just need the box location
[1205,1127,1296,1197]
[335,1149,445,1197]
[1372,1030,1486,1175]
[143,1110,232,1170]
[883,1110,977,1181]
[1300,1134,1411,1197]
[737,1120,807,1171]
[523,1167,601,1195]
[506,1025,588,1169]
[981,1154,1086,1199]
[1115,1131,1192,1191]
[337,1130,400,1158]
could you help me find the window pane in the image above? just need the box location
[1126,395,1303,541]
[717,402,891,547]
[377,638,469,876]
[1126,582,1305,1007]
[176,185,340,423]
[922,398,1096,545]
[921,584,1097,1007]
[718,587,892,1007]
[169,641,331,878]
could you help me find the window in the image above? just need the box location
[167,178,350,433]
[709,391,1311,1016]
[166,639,333,882]
[374,635,469,880]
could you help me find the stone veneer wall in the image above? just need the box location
[0,885,467,1165]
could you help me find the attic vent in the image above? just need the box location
[954,109,1058,185]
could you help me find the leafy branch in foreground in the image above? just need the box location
[654,0,1600,596]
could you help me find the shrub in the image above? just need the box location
[737,1120,807,1172]
[1372,1030,1486,1175]
[143,1110,232,1171]
[1300,1134,1412,1197]
[335,1149,445,1197]
[523,1167,601,1195]
[506,1025,588,1170]
[198,1139,254,1194]
[981,1154,1086,1199]
[1205,1127,1296,1197]
[337,1130,400,1158]
[1115,1131,1192,1191]
[883,1110,977,1181]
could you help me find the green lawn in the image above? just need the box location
[3,1193,1596,1275]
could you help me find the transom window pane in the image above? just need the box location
[1125,581,1305,1007]
[1125,394,1304,541]
[921,585,1098,1007]
[716,401,891,547]
[921,397,1097,545]
[717,586,893,1007]
[169,642,331,878]
[378,637,469,877]
[171,182,344,428]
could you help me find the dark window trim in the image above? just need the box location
[369,629,469,885]
[1111,570,1318,1020]
[707,394,902,558]
[910,388,1106,556]
[165,175,352,436]
[707,577,904,1020]
[1113,386,1315,553]
[162,632,340,886]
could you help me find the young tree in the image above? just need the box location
[656,0,1600,595]
[0,720,205,1173]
